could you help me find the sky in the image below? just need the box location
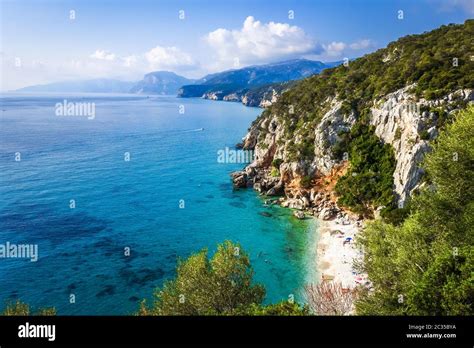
[1,0,473,90]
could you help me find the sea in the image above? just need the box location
[0,94,317,314]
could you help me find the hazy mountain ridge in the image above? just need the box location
[177,59,338,106]
[14,59,338,102]
[16,79,136,93]
[129,71,195,95]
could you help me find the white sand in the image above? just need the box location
[316,217,367,289]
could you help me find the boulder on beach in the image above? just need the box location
[319,207,337,220]
[293,210,305,219]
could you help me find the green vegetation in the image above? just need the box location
[334,119,396,215]
[270,167,280,177]
[235,301,308,316]
[271,158,283,177]
[267,20,473,162]
[271,158,284,168]
[419,129,430,140]
[300,175,312,189]
[379,202,412,226]
[1,300,56,316]
[356,107,474,315]
[138,241,307,315]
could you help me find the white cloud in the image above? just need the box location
[320,39,373,58]
[349,39,373,50]
[145,45,195,70]
[323,41,347,57]
[2,43,203,90]
[90,50,116,61]
[204,16,318,70]
[454,0,474,13]
[437,0,474,14]
[122,55,139,68]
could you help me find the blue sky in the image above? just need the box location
[1,0,473,90]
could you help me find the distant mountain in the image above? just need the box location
[15,59,339,102]
[129,71,195,95]
[177,59,339,102]
[16,79,136,93]
[201,59,333,85]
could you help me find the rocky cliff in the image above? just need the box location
[199,82,291,108]
[234,86,473,219]
[231,20,474,220]
[370,86,474,205]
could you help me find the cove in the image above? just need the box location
[0,94,316,314]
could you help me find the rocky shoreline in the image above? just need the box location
[230,85,473,292]
[231,164,366,290]
[231,165,361,224]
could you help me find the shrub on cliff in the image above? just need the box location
[356,106,474,315]
[334,122,396,216]
[267,20,473,161]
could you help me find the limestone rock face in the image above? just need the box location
[258,89,280,108]
[200,86,286,108]
[312,100,356,175]
[370,85,473,205]
[234,82,473,211]
[240,96,355,180]
[223,93,241,102]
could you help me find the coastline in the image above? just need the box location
[315,216,366,289]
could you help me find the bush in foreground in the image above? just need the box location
[2,300,56,316]
[137,240,308,315]
[356,106,474,315]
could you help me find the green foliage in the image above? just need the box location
[270,167,280,177]
[137,241,312,316]
[36,307,57,316]
[2,300,56,316]
[258,20,473,164]
[237,301,309,315]
[2,300,29,315]
[356,106,474,315]
[335,122,396,215]
[272,158,283,168]
[419,129,430,140]
[332,130,351,160]
[379,203,411,226]
[300,175,312,189]
[138,241,266,315]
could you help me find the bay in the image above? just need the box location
[0,94,316,314]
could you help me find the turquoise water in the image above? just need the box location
[0,94,315,314]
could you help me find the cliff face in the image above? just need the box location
[235,86,473,216]
[189,82,291,108]
[241,86,284,108]
[232,20,473,217]
[370,86,473,205]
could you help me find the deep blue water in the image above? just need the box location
[0,94,316,315]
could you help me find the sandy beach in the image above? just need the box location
[316,216,367,289]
